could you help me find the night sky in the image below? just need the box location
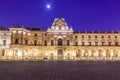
[0,0,120,31]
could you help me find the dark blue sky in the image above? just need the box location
[0,0,120,31]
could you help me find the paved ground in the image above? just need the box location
[0,61,120,80]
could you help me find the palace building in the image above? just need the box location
[0,18,120,61]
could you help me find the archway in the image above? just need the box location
[76,50,81,59]
[98,49,103,58]
[57,49,63,60]
[91,50,96,57]
[113,50,118,58]
[106,50,110,58]
[50,53,54,60]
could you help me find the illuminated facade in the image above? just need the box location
[0,18,120,61]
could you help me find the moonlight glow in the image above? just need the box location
[46,4,51,9]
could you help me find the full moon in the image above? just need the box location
[46,4,51,9]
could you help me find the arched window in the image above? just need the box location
[58,49,63,55]
[15,39,18,44]
[2,50,5,56]
[34,40,37,45]
[58,39,62,46]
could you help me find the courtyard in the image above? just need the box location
[0,61,120,80]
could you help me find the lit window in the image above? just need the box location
[18,31,21,34]
[24,32,27,36]
[13,31,16,34]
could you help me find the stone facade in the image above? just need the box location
[0,18,120,60]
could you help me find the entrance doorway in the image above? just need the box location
[57,49,63,60]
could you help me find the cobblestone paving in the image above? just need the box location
[0,61,120,80]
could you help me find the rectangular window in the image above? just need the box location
[108,36,111,38]
[95,36,97,38]
[95,42,98,46]
[15,39,19,44]
[89,42,91,46]
[115,36,117,38]
[82,42,84,46]
[102,36,104,38]
[67,40,70,46]
[75,36,78,38]
[102,42,104,46]
[3,40,6,45]
[82,35,84,38]
[16,31,18,34]
[44,41,47,46]
[51,40,54,46]
[34,40,37,45]
[75,42,78,46]
[108,42,111,46]
[25,40,28,45]
[45,34,47,36]
[35,33,37,37]
[115,42,118,46]
[88,36,91,38]
[2,50,5,56]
